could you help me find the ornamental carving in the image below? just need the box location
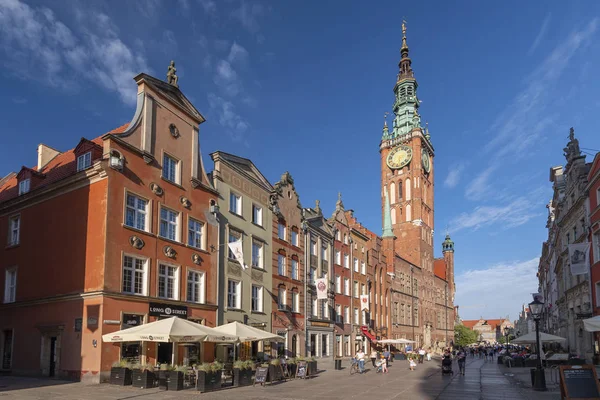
[251,270,263,282]
[150,182,163,196]
[180,196,191,208]
[129,235,145,249]
[192,253,202,265]
[169,123,180,138]
[163,245,177,259]
[228,262,242,277]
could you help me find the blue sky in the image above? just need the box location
[1,0,600,321]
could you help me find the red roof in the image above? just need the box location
[461,319,509,331]
[434,259,446,280]
[462,320,478,329]
[0,124,128,203]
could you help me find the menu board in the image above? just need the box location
[559,365,600,399]
[254,367,268,386]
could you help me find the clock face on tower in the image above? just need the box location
[421,149,431,173]
[386,145,413,169]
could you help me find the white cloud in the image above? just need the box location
[161,30,177,55]
[450,194,543,232]
[214,60,241,97]
[207,93,249,142]
[456,258,539,321]
[528,13,551,55]
[228,42,249,65]
[231,2,264,33]
[197,0,217,16]
[444,163,466,189]
[465,165,496,201]
[0,0,148,105]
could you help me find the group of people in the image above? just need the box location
[354,348,393,374]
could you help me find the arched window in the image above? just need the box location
[391,208,396,224]
[390,182,396,203]
[405,179,411,201]
[291,335,297,357]
[398,183,403,200]
[406,204,412,221]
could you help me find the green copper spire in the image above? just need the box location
[442,234,454,253]
[382,190,394,238]
[388,20,421,139]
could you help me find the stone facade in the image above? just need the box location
[588,152,600,356]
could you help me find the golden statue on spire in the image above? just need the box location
[402,20,407,37]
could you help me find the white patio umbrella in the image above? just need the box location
[511,332,566,344]
[583,316,600,332]
[102,317,238,343]
[211,321,285,343]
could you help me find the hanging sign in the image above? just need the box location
[360,294,369,311]
[149,302,188,319]
[569,243,590,276]
[316,278,328,299]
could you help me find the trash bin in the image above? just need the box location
[497,356,504,365]
[335,359,342,370]
[530,368,536,387]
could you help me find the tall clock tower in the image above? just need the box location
[380,22,435,271]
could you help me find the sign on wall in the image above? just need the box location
[148,302,188,319]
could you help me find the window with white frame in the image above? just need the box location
[7,215,20,246]
[278,221,286,240]
[292,292,299,313]
[310,240,317,256]
[322,300,329,318]
[344,254,349,268]
[252,204,262,226]
[361,261,366,275]
[291,230,298,246]
[251,239,263,269]
[353,257,359,272]
[77,151,92,171]
[18,179,30,195]
[159,207,179,241]
[251,285,263,312]
[335,250,341,265]
[228,229,242,259]
[278,254,286,276]
[353,308,359,324]
[343,234,348,244]
[321,245,328,261]
[4,268,17,303]
[336,304,342,322]
[312,297,318,316]
[344,278,350,296]
[227,279,241,309]
[353,281,359,298]
[122,255,147,295]
[335,275,341,293]
[362,310,367,325]
[187,270,205,303]
[278,288,287,309]
[229,192,242,215]
[162,153,179,183]
[344,306,350,323]
[335,230,341,241]
[188,218,204,249]
[291,258,298,280]
[158,264,179,299]
[125,193,149,231]
[361,283,366,295]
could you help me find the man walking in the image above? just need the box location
[356,349,366,374]
[418,348,426,364]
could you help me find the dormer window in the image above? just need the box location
[18,179,30,195]
[77,151,92,171]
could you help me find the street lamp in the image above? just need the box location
[503,326,510,351]
[529,298,547,392]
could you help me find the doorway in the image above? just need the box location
[321,334,328,357]
[310,334,316,357]
[1,330,13,369]
[157,342,173,364]
[49,337,57,377]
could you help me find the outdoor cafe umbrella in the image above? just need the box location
[102,316,238,343]
[211,321,284,360]
[583,315,600,332]
[511,331,566,344]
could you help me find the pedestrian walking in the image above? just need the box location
[426,348,432,362]
[381,355,388,373]
[356,349,366,374]
[457,348,466,376]
[370,349,378,367]
[418,348,426,364]
[384,349,391,366]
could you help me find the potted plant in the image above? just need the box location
[233,360,253,387]
[196,361,223,392]
[287,358,298,377]
[158,364,170,390]
[164,365,185,391]
[268,358,282,382]
[308,356,318,376]
[109,360,133,386]
[132,364,155,389]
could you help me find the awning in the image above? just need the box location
[583,315,600,332]
[101,316,238,343]
[512,331,566,344]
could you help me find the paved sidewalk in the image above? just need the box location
[0,357,561,399]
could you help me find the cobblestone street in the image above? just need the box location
[0,358,562,400]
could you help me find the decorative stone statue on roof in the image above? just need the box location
[563,127,581,163]
[167,60,179,87]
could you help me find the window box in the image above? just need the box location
[196,370,222,392]
[110,366,133,386]
[132,368,156,389]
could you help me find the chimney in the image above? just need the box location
[37,144,61,171]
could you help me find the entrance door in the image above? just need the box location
[322,334,327,357]
[49,337,57,377]
[157,342,173,364]
[1,330,13,369]
[291,335,297,357]
[310,334,316,357]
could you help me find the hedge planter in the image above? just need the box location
[233,368,253,387]
[167,371,184,391]
[158,370,169,390]
[109,367,132,386]
[268,365,283,382]
[132,369,155,389]
[196,371,222,392]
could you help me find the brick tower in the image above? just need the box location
[380,21,435,273]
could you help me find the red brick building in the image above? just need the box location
[0,69,219,382]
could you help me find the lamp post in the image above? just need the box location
[503,326,510,352]
[529,298,547,391]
